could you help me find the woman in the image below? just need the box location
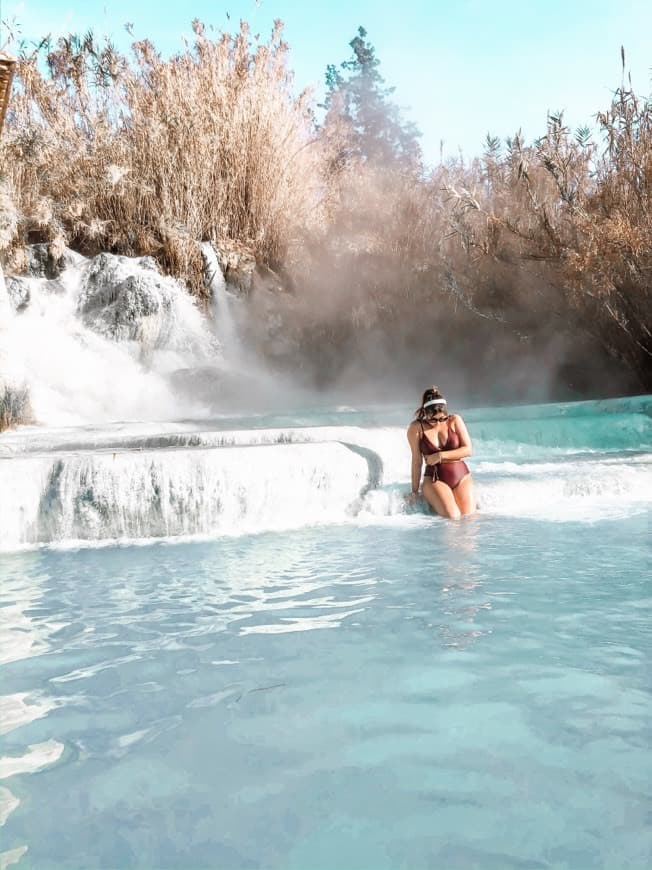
[406,386,476,519]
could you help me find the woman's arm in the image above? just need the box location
[438,414,472,462]
[406,423,424,496]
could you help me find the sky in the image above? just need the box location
[1,0,651,163]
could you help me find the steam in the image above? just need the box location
[0,232,638,437]
[243,161,640,408]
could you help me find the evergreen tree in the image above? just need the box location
[322,27,421,166]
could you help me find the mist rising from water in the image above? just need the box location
[0,237,640,435]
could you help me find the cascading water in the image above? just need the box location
[1,249,651,552]
[0,395,650,549]
[0,250,227,426]
[0,265,10,320]
[0,263,32,429]
[1,254,651,870]
[201,242,239,357]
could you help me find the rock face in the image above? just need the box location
[25,243,77,280]
[0,246,222,428]
[78,253,174,345]
[3,247,218,360]
[5,275,30,312]
[5,246,87,313]
[208,239,289,297]
[213,240,257,294]
[77,252,217,359]
[253,263,289,295]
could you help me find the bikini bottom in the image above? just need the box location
[424,460,470,490]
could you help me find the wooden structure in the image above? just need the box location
[0,53,15,317]
[0,52,16,136]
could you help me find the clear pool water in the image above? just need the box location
[1,397,651,869]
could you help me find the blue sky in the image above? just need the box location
[1,0,651,162]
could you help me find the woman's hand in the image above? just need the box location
[405,491,420,506]
[424,452,442,466]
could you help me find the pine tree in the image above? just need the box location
[322,27,421,167]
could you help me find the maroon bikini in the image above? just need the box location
[419,420,470,490]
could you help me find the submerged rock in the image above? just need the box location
[5,275,30,312]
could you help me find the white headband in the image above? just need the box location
[423,398,446,408]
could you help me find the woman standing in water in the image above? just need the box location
[406,386,477,519]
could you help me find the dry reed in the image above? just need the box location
[441,67,652,385]
[0,23,649,389]
[0,21,324,292]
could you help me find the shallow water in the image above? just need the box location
[1,515,651,869]
[1,396,651,549]
[1,396,651,869]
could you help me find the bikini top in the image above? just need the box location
[419,419,460,457]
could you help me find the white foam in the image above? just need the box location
[0,693,58,736]
[0,740,64,779]
[1,416,650,549]
[475,458,652,521]
[0,600,64,665]
[0,441,370,549]
[0,787,19,827]
[0,844,28,870]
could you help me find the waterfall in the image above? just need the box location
[1,404,650,550]
[200,240,315,411]
[0,263,11,323]
[0,261,32,428]
[0,440,374,549]
[0,252,221,426]
[201,242,239,355]
[2,242,651,553]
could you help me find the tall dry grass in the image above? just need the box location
[0,20,323,291]
[442,60,652,383]
[0,22,649,391]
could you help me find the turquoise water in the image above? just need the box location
[1,397,651,869]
